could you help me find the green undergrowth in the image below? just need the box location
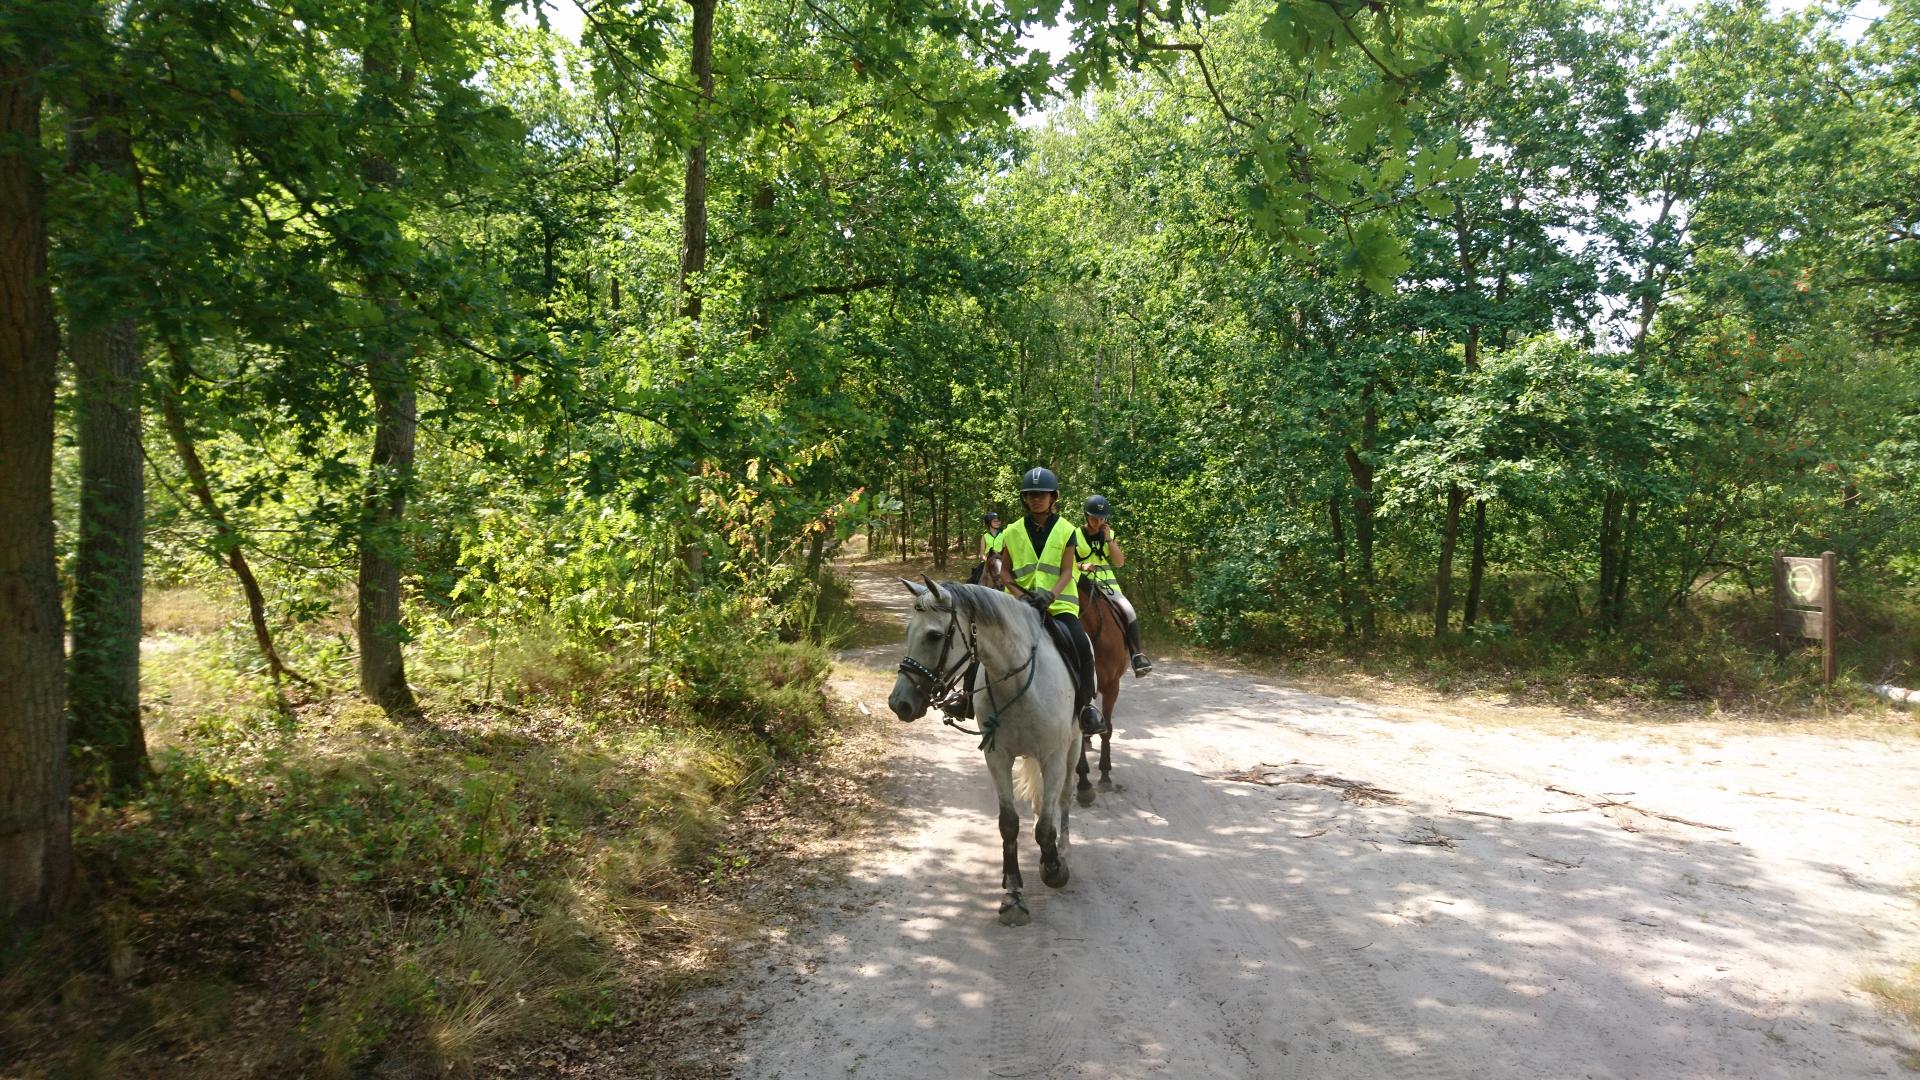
[1165,583,1920,718]
[1,612,837,1079]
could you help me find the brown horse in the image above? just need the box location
[982,549,1128,805]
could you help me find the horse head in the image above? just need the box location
[980,548,1013,590]
[889,575,960,723]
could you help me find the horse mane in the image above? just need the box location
[924,581,1026,633]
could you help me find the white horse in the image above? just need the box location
[887,577,1078,926]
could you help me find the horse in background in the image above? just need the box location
[887,578,1079,926]
[981,549,1128,805]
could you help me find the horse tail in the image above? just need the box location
[1013,755,1046,814]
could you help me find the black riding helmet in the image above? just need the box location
[1084,494,1112,517]
[982,511,1000,525]
[1019,467,1059,494]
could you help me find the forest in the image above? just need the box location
[3,0,1917,1074]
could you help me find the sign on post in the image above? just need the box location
[1773,550,1837,686]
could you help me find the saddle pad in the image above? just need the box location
[1037,612,1085,701]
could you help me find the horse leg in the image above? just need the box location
[987,753,1028,926]
[1075,735,1095,806]
[1035,747,1070,889]
[1055,745,1074,860]
[1098,683,1118,790]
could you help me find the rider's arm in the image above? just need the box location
[1106,530,1125,569]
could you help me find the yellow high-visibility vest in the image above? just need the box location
[1084,526,1123,594]
[998,515,1090,617]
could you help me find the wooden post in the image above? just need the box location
[1820,550,1836,687]
[1772,550,1787,659]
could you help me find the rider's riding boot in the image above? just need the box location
[938,662,978,719]
[1078,702,1104,735]
[1131,652,1154,677]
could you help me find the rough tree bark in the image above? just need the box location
[357,345,420,716]
[354,9,419,718]
[0,53,72,929]
[65,90,147,792]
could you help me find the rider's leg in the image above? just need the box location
[1110,590,1154,675]
[1055,613,1103,734]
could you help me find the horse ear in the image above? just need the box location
[920,574,948,606]
[899,577,929,601]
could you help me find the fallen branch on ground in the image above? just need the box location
[1545,785,1732,832]
[1218,768,1407,804]
[1400,823,1458,848]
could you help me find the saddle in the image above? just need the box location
[1031,607,1087,702]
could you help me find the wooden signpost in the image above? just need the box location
[1773,550,1836,686]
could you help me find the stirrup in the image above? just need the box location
[1131,653,1153,677]
[1078,704,1104,734]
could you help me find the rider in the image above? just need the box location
[978,511,1004,562]
[969,511,1003,586]
[1079,494,1153,677]
[997,467,1104,735]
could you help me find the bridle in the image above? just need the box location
[896,595,1039,750]
[896,603,970,706]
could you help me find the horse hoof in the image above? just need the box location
[1076,786,1096,807]
[999,900,1031,926]
[1098,777,1113,791]
[1042,859,1069,889]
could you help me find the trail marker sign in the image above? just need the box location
[1773,550,1836,686]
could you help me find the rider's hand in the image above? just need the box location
[1025,588,1053,612]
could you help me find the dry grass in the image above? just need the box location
[1864,965,1920,1029]
[143,584,237,636]
[3,614,850,1080]
[1862,881,1920,1066]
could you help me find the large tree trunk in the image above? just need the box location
[0,56,73,930]
[354,15,418,717]
[65,93,147,792]
[357,346,419,716]
[159,340,300,686]
[357,14,424,714]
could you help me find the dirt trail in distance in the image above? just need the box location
[729,561,1920,1079]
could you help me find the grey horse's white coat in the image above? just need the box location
[887,579,1078,925]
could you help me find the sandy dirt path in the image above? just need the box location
[730,567,1920,1079]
